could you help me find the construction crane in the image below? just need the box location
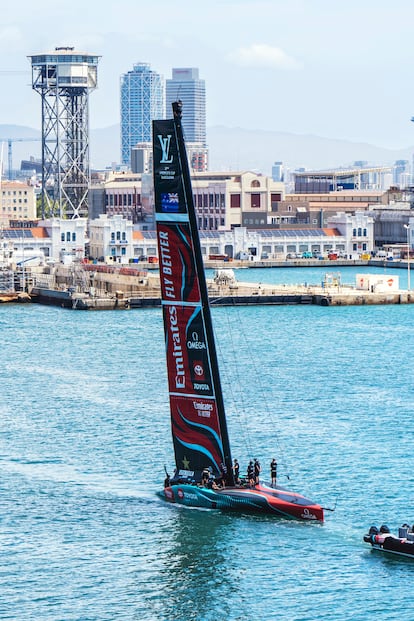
[6,137,40,180]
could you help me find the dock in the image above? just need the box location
[2,262,413,309]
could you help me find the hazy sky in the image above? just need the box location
[2,0,414,148]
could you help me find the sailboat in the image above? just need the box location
[152,102,324,521]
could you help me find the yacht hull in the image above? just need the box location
[161,481,324,522]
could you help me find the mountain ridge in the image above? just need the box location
[0,123,412,175]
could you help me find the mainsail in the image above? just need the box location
[153,102,234,485]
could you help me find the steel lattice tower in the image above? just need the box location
[29,47,100,218]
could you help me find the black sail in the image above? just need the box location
[153,102,234,485]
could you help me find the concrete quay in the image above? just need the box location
[205,280,414,307]
[4,262,413,309]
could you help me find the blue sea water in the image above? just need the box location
[1,265,414,621]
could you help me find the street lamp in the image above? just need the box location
[404,224,410,291]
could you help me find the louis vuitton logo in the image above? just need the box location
[158,134,173,164]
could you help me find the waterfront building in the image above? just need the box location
[126,224,355,263]
[293,166,392,193]
[1,218,88,264]
[2,211,375,265]
[86,216,366,264]
[120,63,164,166]
[166,68,208,172]
[89,170,284,231]
[327,211,374,257]
[0,181,37,227]
[279,190,387,227]
[89,214,135,263]
[89,172,154,226]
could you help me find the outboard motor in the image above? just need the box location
[379,524,390,534]
[364,525,379,543]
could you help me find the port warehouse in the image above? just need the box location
[2,213,375,265]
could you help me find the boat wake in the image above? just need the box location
[1,458,157,501]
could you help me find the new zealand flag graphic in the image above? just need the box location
[161,192,179,212]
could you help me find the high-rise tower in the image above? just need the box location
[166,68,206,142]
[120,63,164,166]
[29,46,100,219]
[166,68,208,171]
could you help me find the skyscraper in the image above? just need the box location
[120,63,164,166]
[166,68,206,143]
[166,68,208,171]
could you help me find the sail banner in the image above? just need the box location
[153,119,187,215]
[157,222,201,303]
[163,304,213,397]
[170,395,224,473]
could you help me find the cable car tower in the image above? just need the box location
[29,47,100,218]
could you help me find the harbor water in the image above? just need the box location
[2,265,414,620]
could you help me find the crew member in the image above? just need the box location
[270,458,277,487]
[201,467,210,487]
[233,458,240,485]
[247,461,255,488]
[254,458,261,485]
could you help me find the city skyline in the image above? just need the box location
[1,0,414,151]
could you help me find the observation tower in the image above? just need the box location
[29,47,100,218]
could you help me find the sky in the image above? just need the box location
[1,0,414,149]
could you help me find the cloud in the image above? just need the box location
[227,43,302,70]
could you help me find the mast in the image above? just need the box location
[153,102,234,486]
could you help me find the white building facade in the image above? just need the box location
[89,214,135,262]
[327,211,375,257]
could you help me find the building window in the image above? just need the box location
[363,228,367,237]
[122,232,126,241]
[61,233,65,241]
[111,232,115,241]
[230,194,240,208]
[251,180,260,188]
[72,233,76,242]
[251,193,261,208]
[66,232,71,242]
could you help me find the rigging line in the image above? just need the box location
[212,306,253,456]
[227,303,294,481]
